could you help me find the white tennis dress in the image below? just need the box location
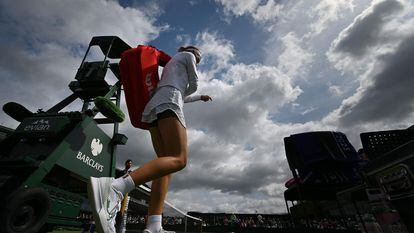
[141,51,201,128]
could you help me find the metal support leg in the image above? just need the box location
[82,100,90,112]
[286,200,295,228]
[336,198,349,230]
[352,200,368,233]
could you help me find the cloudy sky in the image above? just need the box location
[1,0,414,214]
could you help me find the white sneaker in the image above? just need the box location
[143,228,175,233]
[88,177,124,233]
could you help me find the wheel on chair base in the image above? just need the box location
[0,187,51,233]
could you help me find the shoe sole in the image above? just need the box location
[87,177,114,233]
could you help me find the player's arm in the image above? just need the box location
[184,95,212,103]
[184,53,199,96]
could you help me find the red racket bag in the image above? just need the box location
[119,45,171,129]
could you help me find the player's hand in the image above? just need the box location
[201,95,212,102]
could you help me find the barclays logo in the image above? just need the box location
[91,138,103,156]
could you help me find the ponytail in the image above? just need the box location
[177,46,200,53]
[178,45,202,64]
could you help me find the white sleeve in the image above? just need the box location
[184,95,202,103]
[184,53,199,96]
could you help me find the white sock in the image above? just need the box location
[147,215,162,233]
[111,175,135,195]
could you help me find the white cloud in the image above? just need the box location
[0,0,165,46]
[259,0,373,82]
[196,31,235,71]
[176,34,192,45]
[276,32,314,79]
[307,0,356,37]
[328,84,344,97]
[215,0,261,17]
[0,0,164,127]
[300,106,318,116]
[252,0,283,23]
[325,33,414,128]
[323,0,414,130]
[327,0,407,74]
[187,31,302,142]
[215,0,282,23]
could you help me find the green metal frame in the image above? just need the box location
[0,36,131,228]
[21,90,121,225]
